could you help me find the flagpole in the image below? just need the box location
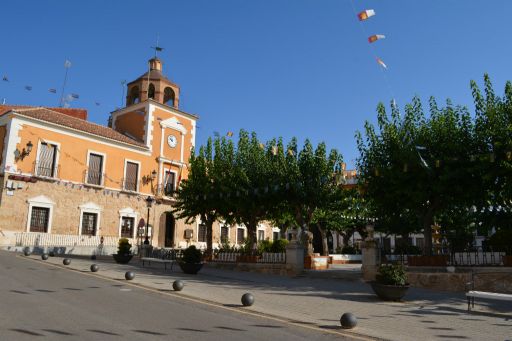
[59,60,71,107]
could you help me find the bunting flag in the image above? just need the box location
[2,76,8,82]
[226,131,233,137]
[259,143,265,149]
[358,9,375,21]
[95,102,100,106]
[64,60,72,68]
[71,93,80,99]
[272,146,278,155]
[48,88,57,93]
[24,86,32,91]
[368,34,386,43]
[376,58,387,69]
[287,149,295,156]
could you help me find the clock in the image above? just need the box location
[167,134,178,148]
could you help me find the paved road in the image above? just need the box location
[0,252,356,341]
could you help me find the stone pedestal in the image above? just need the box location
[362,240,378,281]
[286,241,304,275]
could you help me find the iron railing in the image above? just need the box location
[210,250,286,264]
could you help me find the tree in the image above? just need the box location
[173,138,223,253]
[356,95,480,254]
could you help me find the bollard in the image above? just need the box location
[172,280,184,291]
[125,271,135,280]
[241,293,254,307]
[90,264,99,272]
[340,313,357,329]
[63,258,71,266]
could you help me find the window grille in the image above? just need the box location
[30,207,50,233]
[121,217,135,238]
[81,212,97,236]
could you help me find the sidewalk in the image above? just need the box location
[23,254,512,341]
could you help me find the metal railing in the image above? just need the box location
[84,170,104,186]
[210,249,286,264]
[381,246,511,267]
[156,183,176,197]
[33,161,60,179]
[142,247,183,260]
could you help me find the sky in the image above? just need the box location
[1,1,511,167]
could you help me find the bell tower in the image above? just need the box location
[125,58,180,109]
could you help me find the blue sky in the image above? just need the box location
[1,1,511,167]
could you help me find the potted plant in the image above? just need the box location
[112,238,133,264]
[178,245,204,274]
[370,264,410,301]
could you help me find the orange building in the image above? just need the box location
[0,58,280,255]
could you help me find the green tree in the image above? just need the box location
[356,96,480,254]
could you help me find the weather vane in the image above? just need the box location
[151,34,164,58]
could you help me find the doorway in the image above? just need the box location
[165,213,175,248]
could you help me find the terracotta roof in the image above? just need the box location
[127,69,179,88]
[2,106,147,148]
[0,105,87,120]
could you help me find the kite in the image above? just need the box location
[376,58,387,69]
[358,9,375,21]
[49,88,57,93]
[368,34,385,43]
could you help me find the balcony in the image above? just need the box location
[156,183,176,200]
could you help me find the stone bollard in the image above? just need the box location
[340,313,357,329]
[172,280,184,291]
[241,293,254,306]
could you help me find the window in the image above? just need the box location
[164,171,176,196]
[164,87,175,106]
[129,86,140,105]
[148,83,155,99]
[37,142,57,177]
[124,161,139,191]
[273,231,279,241]
[81,212,97,236]
[120,217,135,238]
[198,224,207,242]
[29,207,49,233]
[87,153,103,186]
[257,230,264,241]
[237,228,245,244]
[220,226,229,243]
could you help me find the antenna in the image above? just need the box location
[121,80,127,106]
[59,60,72,107]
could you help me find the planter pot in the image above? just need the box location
[370,282,410,301]
[503,255,512,267]
[112,254,133,264]
[178,262,204,274]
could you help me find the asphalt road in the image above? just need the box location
[0,252,355,341]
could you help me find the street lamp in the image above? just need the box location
[144,196,155,245]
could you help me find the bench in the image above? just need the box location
[465,271,512,311]
[140,248,182,271]
[141,257,175,270]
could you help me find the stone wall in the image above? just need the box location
[407,267,512,293]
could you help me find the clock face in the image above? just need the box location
[167,134,178,148]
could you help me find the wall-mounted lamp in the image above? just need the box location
[142,169,158,185]
[14,141,33,161]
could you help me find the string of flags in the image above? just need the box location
[1,60,102,107]
[353,4,388,70]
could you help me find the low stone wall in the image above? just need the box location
[206,262,299,276]
[330,254,362,264]
[407,267,512,293]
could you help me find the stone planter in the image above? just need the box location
[112,254,133,264]
[370,282,410,301]
[502,255,512,267]
[178,262,204,274]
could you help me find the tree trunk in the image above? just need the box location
[316,224,329,256]
[422,209,434,256]
[246,219,258,250]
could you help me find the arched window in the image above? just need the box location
[148,83,155,99]
[129,86,140,105]
[164,87,175,107]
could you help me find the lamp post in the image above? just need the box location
[144,195,155,245]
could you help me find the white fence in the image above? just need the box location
[15,232,135,247]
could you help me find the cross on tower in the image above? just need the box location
[151,35,164,58]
